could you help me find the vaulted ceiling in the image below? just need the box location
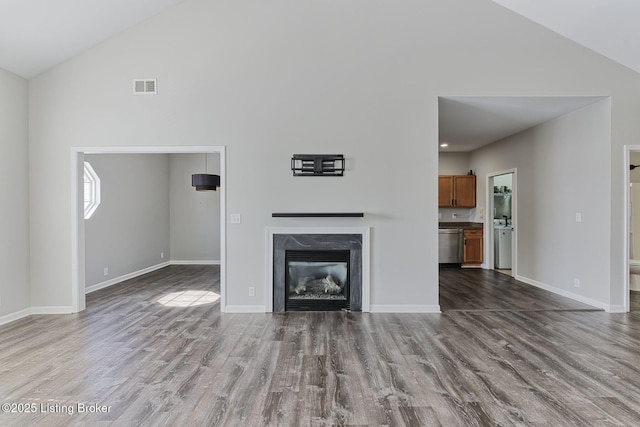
[491,0,640,75]
[0,0,187,78]
[0,0,637,79]
[1,1,637,152]
[440,1,640,151]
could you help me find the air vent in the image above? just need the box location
[133,79,157,94]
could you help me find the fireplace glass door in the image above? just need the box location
[285,250,350,311]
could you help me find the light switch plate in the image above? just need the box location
[231,213,242,224]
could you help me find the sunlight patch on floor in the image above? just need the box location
[157,290,220,307]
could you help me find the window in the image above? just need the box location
[83,162,100,219]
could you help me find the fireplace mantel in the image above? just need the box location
[266,227,370,312]
[272,213,364,218]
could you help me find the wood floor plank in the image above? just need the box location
[1,265,640,426]
[439,267,602,312]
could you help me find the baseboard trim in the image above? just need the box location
[86,262,170,294]
[1,305,78,326]
[0,308,32,326]
[30,306,75,315]
[515,274,607,311]
[606,305,627,313]
[170,260,220,265]
[224,305,266,313]
[370,304,441,313]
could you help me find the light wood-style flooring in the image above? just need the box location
[1,265,640,425]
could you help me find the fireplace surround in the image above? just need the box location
[267,227,370,312]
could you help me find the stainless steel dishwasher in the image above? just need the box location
[438,228,463,263]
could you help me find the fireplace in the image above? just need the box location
[271,232,365,312]
[286,250,350,311]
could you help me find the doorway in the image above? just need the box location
[486,169,516,278]
[71,146,226,313]
[626,147,640,312]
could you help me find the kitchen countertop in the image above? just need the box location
[438,222,483,230]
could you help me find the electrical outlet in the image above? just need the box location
[160,252,164,259]
[452,213,457,219]
[104,267,109,277]
[574,278,580,288]
[249,287,255,297]
[438,213,442,219]
[479,207,484,219]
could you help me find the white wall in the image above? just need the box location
[84,154,170,287]
[23,0,640,312]
[0,68,29,318]
[438,152,470,175]
[169,153,220,262]
[470,100,611,305]
[493,174,512,191]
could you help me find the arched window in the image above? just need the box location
[83,162,101,219]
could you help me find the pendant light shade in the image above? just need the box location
[192,153,220,191]
[192,173,220,191]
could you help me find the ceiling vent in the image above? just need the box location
[133,79,157,94]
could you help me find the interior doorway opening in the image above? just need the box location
[486,169,517,278]
[71,146,226,313]
[626,147,640,312]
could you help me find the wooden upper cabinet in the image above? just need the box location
[453,175,476,207]
[438,175,476,207]
[438,176,454,207]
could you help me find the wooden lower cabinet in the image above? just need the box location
[463,229,483,266]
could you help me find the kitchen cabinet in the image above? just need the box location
[438,175,476,208]
[463,228,483,265]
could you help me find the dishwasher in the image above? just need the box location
[438,228,463,263]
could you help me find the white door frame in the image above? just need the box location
[71,146,227,313]
[485,168,517,276]
[623,145,640,312]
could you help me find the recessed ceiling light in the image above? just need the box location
[440,143,449,148]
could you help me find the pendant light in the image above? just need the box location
[192,154,220,192]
